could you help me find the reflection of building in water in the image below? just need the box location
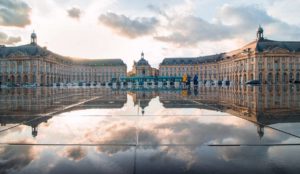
[0,88,127,137]
[129,90,158,115]
[0,115,52,137]
[159,85,300,138]
[1,86,300,138]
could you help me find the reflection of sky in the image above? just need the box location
[1,94,299,146]
[0,87,300,173]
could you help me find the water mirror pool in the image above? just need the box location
[0,85,300,174]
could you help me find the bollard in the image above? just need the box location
[112,82,117,88]
[158,81,163,88]
[128,82,132,88]
[166,81,170,88]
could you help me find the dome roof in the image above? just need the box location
[136,57,150,66]
[136,52,150,66]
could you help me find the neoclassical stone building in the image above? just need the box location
[129,52,158,77]
[0,32,127,86]
[160,27,300,84]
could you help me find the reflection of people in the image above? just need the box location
[194,87,198,96]
[181,89,187,96]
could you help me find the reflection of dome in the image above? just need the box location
[257,125,264,140]
[32,127,38,137]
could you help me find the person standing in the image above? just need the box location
[193,74,198,86]
[182,74,187,89]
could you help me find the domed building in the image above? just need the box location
[131,52,154,76]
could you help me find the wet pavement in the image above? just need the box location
[0,85,300,174]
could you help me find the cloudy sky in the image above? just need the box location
[1,0,300,68]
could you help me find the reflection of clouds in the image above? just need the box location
[62,147,87,161]
[0,141,37,174]
[77,115,296,171]
[84,120,160,154]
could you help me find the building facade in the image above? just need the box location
[159,27,300,84]
[130,52,157,77]
[0,32,127,86]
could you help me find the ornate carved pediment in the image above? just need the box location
[266,47,290,54]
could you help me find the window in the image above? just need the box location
[275,63,279,70]
[267,63,272,70]
[258,63,262,70]
[17,63,22,73]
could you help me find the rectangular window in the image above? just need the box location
[258,63,262,70]
[17,63,22,73]
[275,63,279,70]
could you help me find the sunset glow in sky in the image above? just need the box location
[1,0,300,68]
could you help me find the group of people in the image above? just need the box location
[182,74,198,88]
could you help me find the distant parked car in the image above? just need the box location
[294,80,300,84]
[246,80,261,85]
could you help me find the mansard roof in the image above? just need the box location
[0,43,50,58]
[160,54,224,66]
[197,53,224,63]
[75,59,126,66]
[0,43,126,66]
[256,39,300,52]
[226,39,300,57]
[160,57,198,65]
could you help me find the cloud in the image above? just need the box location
[98,12,159,38]
[0,142,37,174]
[67,7,81,20]
[154,15,232,46]
[153,4,300,46]
[0,0,31,27]
[62,147,87,161]
[0,32,21,45]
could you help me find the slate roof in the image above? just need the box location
[75,59,126,66]
[160,54,224,66]
[136,58,150,66]
[226,39,300,57]
[0,44,126,66]
[256,39,300,52]
[0,43,50,58]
